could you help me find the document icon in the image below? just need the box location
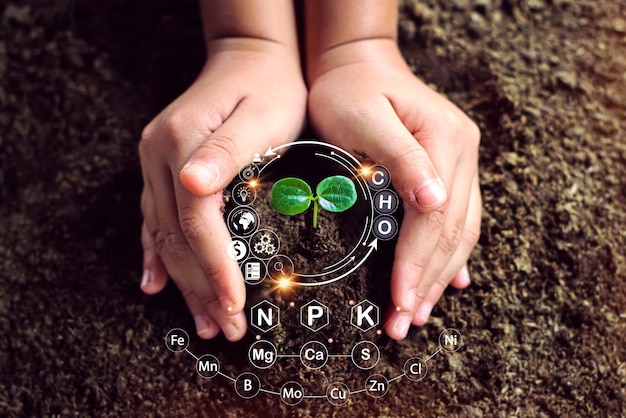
[245,262,261,280]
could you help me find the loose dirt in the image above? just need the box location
[1,1,625,417]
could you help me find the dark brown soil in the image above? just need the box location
[1,1,625,417]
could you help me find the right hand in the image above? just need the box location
[138,39,307,341]
[306,40,481,340]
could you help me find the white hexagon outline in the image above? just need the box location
[250,300,280,332]
[350,299,380,332]
[300,299,330,332]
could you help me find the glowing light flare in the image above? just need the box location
[359,166,373,176]
[275,275,294,290]
[357,165,376,184]
[247,179,259,188]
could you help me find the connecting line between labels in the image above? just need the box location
[184,348,199,361]
[424,347,443,363]
[170,327,464,404]
[275,353,359,359]
[218,372,236,382]
[388,374,404,383]
[276,353,356,359]
[259,388,281,396]
[182,346,439,390]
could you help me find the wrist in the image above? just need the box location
[306,38,405,84]
[206,36,299,61]
[200,0,300,55]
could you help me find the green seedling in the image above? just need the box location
[270,175,357,229]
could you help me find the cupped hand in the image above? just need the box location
[307,39,481,340]
[139,39,307,340]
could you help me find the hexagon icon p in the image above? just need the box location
[300,300,330,332]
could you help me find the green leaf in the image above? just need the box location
[316,175,357,213]
[270,177,312,215]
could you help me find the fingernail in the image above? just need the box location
[181,162,219,187]
[224,321,241,340]
[401,289,419,313]
[221,297,235,314]
[416,302,433,324]
[459,265,471,286]
[413,179,446,207]
[393,315,412,338]
[194,315,213,339]
[140,269,152,289]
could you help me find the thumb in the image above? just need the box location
[312,97,447,212]
[179,134,249,196]
[179,101,302,196]
[381,140,447,212]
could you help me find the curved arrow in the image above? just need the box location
[295,239,378,287]
[264,140,361,165]
[294,256,356,278]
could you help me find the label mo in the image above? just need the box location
[282,387,303,399]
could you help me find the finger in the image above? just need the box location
[179,98,304,196]
[172,275,247,341]
[147,166,247,340]
[449,265,471,289]
[384,197,446,339]
[390,164,475,312]
[412,173,481,325]
[385,166,476,340]
[173,184,247,316]
[391,143,478,305]
[174,99,302,316]
[308,94,447,212]
[139,171,168,294]
[194,314,220,340]
[411,266,469,326]
[140,222,168,294]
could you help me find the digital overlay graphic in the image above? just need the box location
[165,140,465,406]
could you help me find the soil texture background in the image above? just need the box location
[1,0,625,417]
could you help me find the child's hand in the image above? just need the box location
[307,39,481,340]
[139,39,306,341]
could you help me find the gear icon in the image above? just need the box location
[250,230,280,258]
[254,241,265,253]
[264,243,276,255]
[254,239,276,256]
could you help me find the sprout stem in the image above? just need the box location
[312,198,319,229]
